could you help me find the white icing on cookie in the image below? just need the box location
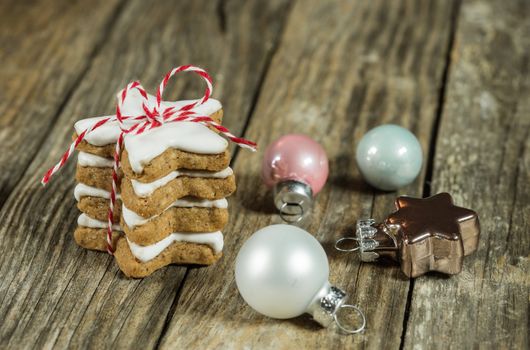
[120,90,222,122]
[124,122,228,173]
[74,90,222,147]
[122,197,228,228]
[130,167,233,198]
[77,213,121,231]
[127,231,224,262]
[74,183,121,201]
[74,115,124,147]
[78,152,114,168]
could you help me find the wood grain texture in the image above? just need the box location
[1,0,528,348]
[404,0,529,348]
[159,0,457,348]
[0,0,291,348]
[0,0,124,208]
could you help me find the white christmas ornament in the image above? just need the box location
[235,224,365,333]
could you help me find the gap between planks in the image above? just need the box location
[398,1,462,349]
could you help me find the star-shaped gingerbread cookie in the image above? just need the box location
[386,192,480,277]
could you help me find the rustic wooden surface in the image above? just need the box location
[0,0,527,349]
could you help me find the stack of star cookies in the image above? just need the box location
[113,100,235,278]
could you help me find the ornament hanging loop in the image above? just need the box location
[334,237,361,252]
[335,219,400,263]
[279,201,305,223]
[335,219,378,253]
[333,304,366,334]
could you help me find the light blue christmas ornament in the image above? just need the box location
[356,124,423,191]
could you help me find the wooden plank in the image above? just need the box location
[404,0,530,348]
[0,0,291,348]
[0,0,124,208]
[159,0,458,348]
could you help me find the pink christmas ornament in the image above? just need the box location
[261,134,329,222]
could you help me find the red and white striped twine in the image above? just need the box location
[42,65,257,254]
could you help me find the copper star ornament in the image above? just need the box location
[336,193,480,278]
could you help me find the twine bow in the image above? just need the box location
[42,65,257,254]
